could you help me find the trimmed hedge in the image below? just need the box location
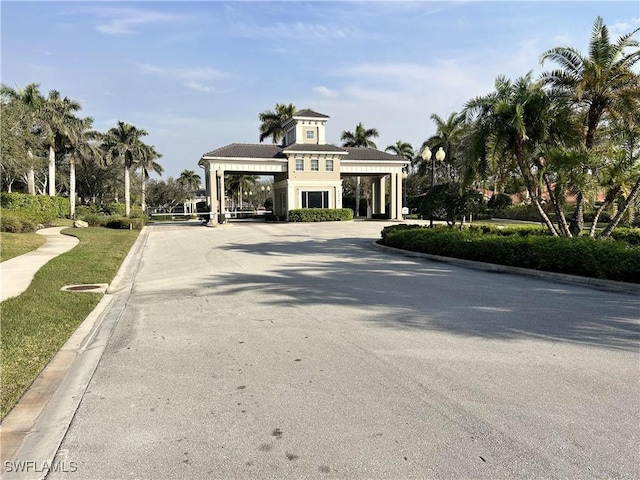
[380,224,640,283]
[288,208,353,222]
[1,192,70,219]
[0,210,56,233]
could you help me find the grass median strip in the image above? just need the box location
[0,232,47,262]
[0,227,140,419]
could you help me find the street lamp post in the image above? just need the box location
[261,185,265,206]
[422,146,446,227]
[402,171,408,218]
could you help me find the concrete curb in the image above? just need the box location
[0,227,150,480]
[370,241,640,295]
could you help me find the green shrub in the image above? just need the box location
[102,216,145,230]
[0,210,56,232]
[610,227,640,246]
[492,204,554,222]
[1,192,70,218]
[487,193,513,210]
[79,213,108,227]
[102,203,125,216]
[288,208,353,222]
[380,224,640,283]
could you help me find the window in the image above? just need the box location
[306,129,315,140]
[295,158,304,171]
[325,159,334,171]
[302,191,329,208]
[311,158,319,171]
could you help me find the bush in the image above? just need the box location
[288,208,353,222]
[380,224,640,283]
[487,193,513,210]
[610,227,640,246]
[1,192,70,218]
[492,204,553,222]
[103,216,146,230]
[79,213,108,227]
[0,210,55,232]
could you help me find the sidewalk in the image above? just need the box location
[0,227,79,302]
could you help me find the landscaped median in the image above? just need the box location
[0,227,140,419]
[380,224,640,284]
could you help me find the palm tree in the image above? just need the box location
[137,145,164,212]
[465,73,562,235]
[421,112,466,184]
[540,16,640,234]
[64,117,99,218]
[42,90,82,196]
[341,122,379,148]
[225,174,257,210]
[104,121,149,217]
[0,83,47,195]
[259,103,296,145]
[385,140,414,166]
[177,169,201,192]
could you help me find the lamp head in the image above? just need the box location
[421,146,432,162]
[435,147,446,162]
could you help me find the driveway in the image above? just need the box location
[49,221,639,479]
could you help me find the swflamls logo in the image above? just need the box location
[4,460,78,473]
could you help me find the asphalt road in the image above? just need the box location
[49,221,639,479]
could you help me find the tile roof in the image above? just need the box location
[342,147,406,162]
[292,109,330,119]
[202,143,407,163]
[202,143,286,159]
[282,144,347,153]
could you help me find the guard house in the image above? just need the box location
[198,109,408,223]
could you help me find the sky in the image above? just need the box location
[2,1,639,182]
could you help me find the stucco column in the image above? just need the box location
[204,167,211,207]
[219,170,225,223]
[286,183,296,219]
[390,173,397,220]
[395,171,403,220]
[208,167,218,226]
[378,177,386,215]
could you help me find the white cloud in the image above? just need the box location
[234,21,355,41]
[609,17,640,37]
[138,64,228,92]
[92,7,186,35]
[313,86,339,98]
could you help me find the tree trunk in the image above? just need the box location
[589,186,620,237]
[70,159,76,219]
[48,145,56,196]
[513,138,558,236]
[141,179,146,212]
[599,176,640,239]
[568,192,584,236]
[26,150,36,195]
[124,164,131,217]
[542,172,572,236]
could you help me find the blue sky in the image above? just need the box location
[2,1,639,181]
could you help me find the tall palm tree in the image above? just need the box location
[0,83,47,195]
[341,122,379,148]
[137,144,164,212]
[42,90,82,196]
[64,117,99,218]
[465,73,562,235]
[104,121,149,217]
[258,103,296,145]
[225,174,257,210]
[540,16,640,234]
[421,112,466,184]
[385,140,414,165]
[177,169,201,192]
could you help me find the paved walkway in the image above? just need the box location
[0,227,79,302]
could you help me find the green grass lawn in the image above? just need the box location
[0,227,140,419]
[0,232,47,262]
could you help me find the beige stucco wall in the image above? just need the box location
[287,154,341,182]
